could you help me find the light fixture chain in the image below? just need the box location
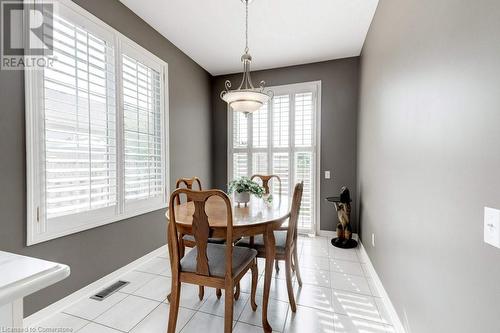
[245,0,249,53]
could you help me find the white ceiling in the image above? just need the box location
[120,0,379,76]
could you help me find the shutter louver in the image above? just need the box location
[233,153,248,179]
[295,92,313,147]
[233,111,248,148]
[44,16,117,219]
[294,152,313,230]
[122,55,163,202]
[272,95,289,148]
[252,152,267,175]
[272,152,289,197]
[293,92,314,231]
[252,102,268,148]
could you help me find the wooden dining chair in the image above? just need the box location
[250,174,283,273]
[174,177,226,300]
[175,178,227,249]
[175,177,202,203]
[236,182,303,312]
[167,188,258,333]
[176,177,204,254]
[251,174,282,195]
[176,177,225,252]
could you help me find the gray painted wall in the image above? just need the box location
[358,0,500,332]
[211,58,360,232]
[0,0,212,316]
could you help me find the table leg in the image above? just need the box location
[262,226,276,333]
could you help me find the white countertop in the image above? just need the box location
[0,251,70,306]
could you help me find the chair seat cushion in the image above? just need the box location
[180,243,257,278]
[236,230,288,252]
[182,234,226,244]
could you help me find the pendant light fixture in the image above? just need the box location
[220,0,273,115]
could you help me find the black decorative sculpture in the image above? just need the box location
[327,187,358,249]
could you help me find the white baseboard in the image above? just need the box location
[24,245,168,327]
[357,241,406,333]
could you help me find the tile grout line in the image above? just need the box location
[86,293,161,332]
[89,321,128,333]
[126,301,164,333]
[176,307,197,333]
[73,320,91,333]
[62,292,130,322]
[65,312,128,333]
[85,293,134,329]
[119,291,167,304]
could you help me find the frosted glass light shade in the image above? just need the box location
[221,90,270,113]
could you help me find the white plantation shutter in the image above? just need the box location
[272,95,289,148]
[233,111,248,148]
[122,54,163,202]
[295,92,313,147]
[252,103,268,148]
[294,152,313,230]
[252,152,268,175]
[228,82,319,234]
[251,103,268,177]
[26,1,168,245]
[272,152,290,197]
[233,153,248,179]
[293,92,314,230]
[43,15,117,220]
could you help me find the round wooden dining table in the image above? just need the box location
[167,194,291,333]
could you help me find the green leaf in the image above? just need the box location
[227,177,265,198]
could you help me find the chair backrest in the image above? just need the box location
[286,182,304,248]
[168,188,233,278]
[251,174,281,195]
[175,177,203,204]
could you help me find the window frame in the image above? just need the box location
[25,0,170,245]
[227,81,321,234]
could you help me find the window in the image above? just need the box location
[26,0,168,245]
[228,82,320,233]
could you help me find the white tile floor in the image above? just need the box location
[33,237,395,333]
